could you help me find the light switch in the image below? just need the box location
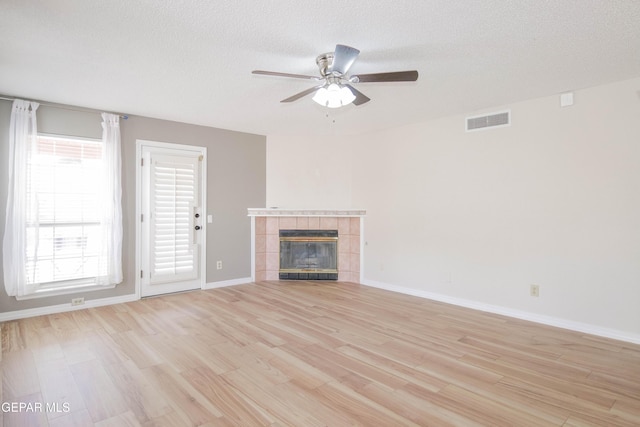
[207,215,212,223]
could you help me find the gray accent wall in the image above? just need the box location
[0,99,266,313]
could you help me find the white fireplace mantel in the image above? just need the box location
[248,208,366,217]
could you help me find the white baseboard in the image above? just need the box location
[6,277,636,345]
[0,278,252,323]
[204,277,252,289]
[0,294,139,322]
[362,279,640,345]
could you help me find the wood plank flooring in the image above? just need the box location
[2,281,639,426]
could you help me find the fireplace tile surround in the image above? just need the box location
[248,209,365,283]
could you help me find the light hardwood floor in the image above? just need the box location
[2,281,639,426]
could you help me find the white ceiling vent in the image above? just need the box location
[466,110,510,132]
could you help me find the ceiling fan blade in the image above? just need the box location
[351,70,419,83]
[252,70,320,80]
[281,85,324,103]
[331,44,360,75]
[345,84,370,106]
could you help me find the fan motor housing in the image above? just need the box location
[316,53,335,77]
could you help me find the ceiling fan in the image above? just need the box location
[252,44,419,108]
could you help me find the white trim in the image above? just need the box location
[135,142,142,300]
[199,149,207,292]
[204,277,252,289]
[0,293,139,322]
[2,276,249,322]
[248,208,366,217]
[362,279,640,345]
[15,283,116,300]
[250,216,256,282]
[135,139,207,298]
[359,217,365,284]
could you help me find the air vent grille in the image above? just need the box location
[466,111,510,131]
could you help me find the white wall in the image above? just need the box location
[266,133,352,209]
[267,77,640,340]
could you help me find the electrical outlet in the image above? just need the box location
[71,297,85,306]
[216,260,223,270]
[530,284,540,297]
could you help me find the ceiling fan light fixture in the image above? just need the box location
[312,83,356,108]
[255,44,419,106]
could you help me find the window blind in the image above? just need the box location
[26,136,104,286]
[150,155,198,283]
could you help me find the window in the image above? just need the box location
[25,135,106,292]
[3,101,121,299]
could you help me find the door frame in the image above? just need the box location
[135,139,207,298]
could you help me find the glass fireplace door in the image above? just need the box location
[279,230,338,280]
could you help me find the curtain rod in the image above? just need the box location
[0,95,129,120]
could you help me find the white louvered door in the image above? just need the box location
[140,144,205,297]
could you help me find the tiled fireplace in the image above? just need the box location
[248,209,366,283]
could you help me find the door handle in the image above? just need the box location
[194,225,201,230]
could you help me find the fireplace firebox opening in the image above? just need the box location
[279,230,338,280]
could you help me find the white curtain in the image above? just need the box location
[96,113,123,286]
[3,100,39,297]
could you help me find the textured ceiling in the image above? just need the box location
[1,0,639,136]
